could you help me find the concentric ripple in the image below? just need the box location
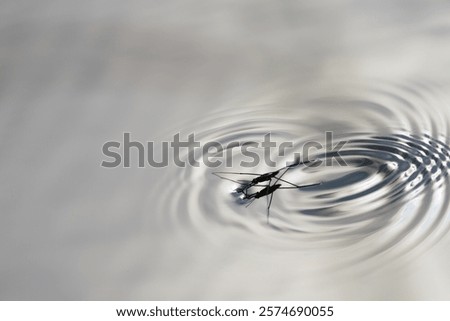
[151,82,450,268]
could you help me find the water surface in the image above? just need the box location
[2,0,450,299]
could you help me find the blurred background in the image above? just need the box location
[2,0,450,299]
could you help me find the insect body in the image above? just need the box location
[213,160,321,222]
[246,184,282,199]
[250,171,280,184]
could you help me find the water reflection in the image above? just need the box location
[4,0,450,299]
[152,83,450,271]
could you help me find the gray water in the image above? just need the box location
[2,0,450,299]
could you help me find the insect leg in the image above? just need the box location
[267,192,275,223]
[277,182,322,189]
[213,171,265,176]
[275,177,302,187]
[245,198,256,208]
[212,172,249,184]
[297,182,322,189]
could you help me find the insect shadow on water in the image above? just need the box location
[213,159,322,223]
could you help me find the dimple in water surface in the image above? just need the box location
[152,82,450,270]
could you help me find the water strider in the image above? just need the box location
[213,159,322,221]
